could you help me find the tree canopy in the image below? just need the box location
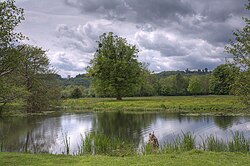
[87,32,143,100]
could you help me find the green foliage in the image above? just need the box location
[225,1,250,106]
[209,64,239,95]
[159,74,189,96]
[61,85,87,99]
[0,0,25,77]
[135,67,158,96]
[232,71,250,105]
[87,32,142,100]
[78,133,135,156]
[225,1,250,70]
[0,75,28,112]
[159,75,176,95]
[187,76,202,95]
[71,87,82,99]
[17,45,61,112]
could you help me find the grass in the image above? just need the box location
[77,133,135,156]
[0,151,249,166]
[1,95,248,116]
[62,95,248,115]
[143,132,249,154]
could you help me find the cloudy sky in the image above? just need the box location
[15,0,248,77]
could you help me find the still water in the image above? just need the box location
[0,112,249,154]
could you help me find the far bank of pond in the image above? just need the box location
[1,95,249,117]
[62,95,249,115]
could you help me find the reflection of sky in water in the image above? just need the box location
[1,113,250,154]
[52,114,93,154]
[140,117,250,148]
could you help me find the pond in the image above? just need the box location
[0,112,249,154]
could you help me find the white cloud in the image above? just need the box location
[14,0,248,77]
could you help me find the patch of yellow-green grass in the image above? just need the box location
[62,95,248,115]
[0,151,249,166]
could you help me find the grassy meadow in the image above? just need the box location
[62,95,248,115]
[0,151,249,166]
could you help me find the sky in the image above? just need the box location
[15,0,249,77]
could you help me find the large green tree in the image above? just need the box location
[87,32,143,100]
[225,1,250,105]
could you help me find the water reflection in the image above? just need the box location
[0,112,249,154]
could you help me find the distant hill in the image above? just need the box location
[155,68,211,78]
[56,74,91,87]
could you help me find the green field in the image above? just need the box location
[0,151,249,166]
[2,95,249,116]
[62,95,248,115]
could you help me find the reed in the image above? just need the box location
[201,135,227,152]
[77,133,136,156]
[62,132,70,155]
[149,131,249,154]
[228,131,249,152]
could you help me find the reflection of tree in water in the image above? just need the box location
[0,115,61,153]
[213,116,237,130]
[92,112,158,144]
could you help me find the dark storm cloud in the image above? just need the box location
[64,0,247,44]
[64,0,194,24]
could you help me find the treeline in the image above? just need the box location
[59,64,238,98]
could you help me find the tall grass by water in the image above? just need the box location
[1,131,249,155]
[142,131,250,155]
[77,133,136,156]
[62,132,70,155]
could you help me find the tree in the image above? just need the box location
[87,32,142,100]
[0,0,25,77]
[187,76,202,95]
[231,70,250,105]
[18,45,61,112]
[209,64,239,95]
[71,87,83,98]
[159,76,176,96]
[200,75,210,95]
[175,73,189,95]
[225,1,250,105]
[135,64,158,97]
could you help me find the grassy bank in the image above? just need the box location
[1,95,249,116]
[0,151,249,166]
[62,95,249,115]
